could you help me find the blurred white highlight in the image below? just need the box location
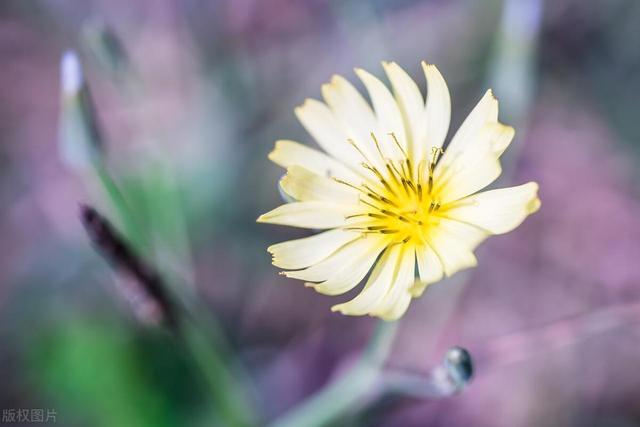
[60,50,84,96]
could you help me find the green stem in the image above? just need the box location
[269,320,398,427]
[93,164,257,426]
[93,163,147,254]
[177,316,257,427]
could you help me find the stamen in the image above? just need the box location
[380,196,399,208]
[386,163,401,186]
[347,138,372,164]
[332,177,361,192]
[359,198,383,211]
[428,147,444,194]
[389,132,408,159]
[345,213,368,219]
[400,177,411,196]
[362,163,397,196]
[370,133,386,162]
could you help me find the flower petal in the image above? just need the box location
[428,218,488,277]
[422,62,451,157]
[280,166,359,204]
[268,229,360,270]
[411,242,444,297]
[371,244,416,320]
[294,99,363,168]
[268,139,363,183]
[383,61,425,164]
[321,75,384,170]
[441,89,514,160]
[284,235,388,295]
[257,201,353,229]
[355,67,408,158]
[331,244,402,316]
[434,123,506,203]
[444,89,498,155]
[442,182,540,234]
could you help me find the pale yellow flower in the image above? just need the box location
[258,61,540,320]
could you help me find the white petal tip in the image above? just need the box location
[60,50,84,96]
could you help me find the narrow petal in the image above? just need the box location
[371,245,416,320]
[280,166,359,204]
[444,89,499,157]
[442,182,540,234]
[411,242,444,297]
[268,229,360,270]
[294,99,363,168]
[434,123,506,203]
[257,201,353,229]
[321,75,383,170]
[284,235,388,295]
[427,218,488,277]
[422,62,451,158]
[355,68,407,158]
[440,89,514,160]
[268,139,362,183]
[383,61,425,163]
[331,244,402,316]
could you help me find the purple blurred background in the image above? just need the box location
[1,1,640,426]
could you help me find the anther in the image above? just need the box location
[380,196,398,207]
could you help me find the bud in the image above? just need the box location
[80,204,178,327]
[58,50,103,170]
[382,345,474,398]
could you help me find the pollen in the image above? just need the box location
[336,133,444,245]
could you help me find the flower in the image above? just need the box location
[258,61,540,320]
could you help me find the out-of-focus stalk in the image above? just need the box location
[59,50,103,170]
[488,0,543,178]
[80,205,257,427]
[420,0,545,364]
[62,50,257,427]
[59,49,146,253]
[269,320,398,427]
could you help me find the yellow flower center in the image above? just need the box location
[336,133,445,245]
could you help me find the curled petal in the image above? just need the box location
[268,229,360,270]
[412,242,444,297]
[383,61,425,164]
[443,182,540,234]
[331,244,402,316]
[284,235,388,295]
[422,62,451,157]
[295,99,363,169]
[280,166,359,204]
[257,201,354,229]
[268,139,362,182]
[371,245,416,320]
[356,67,407,158]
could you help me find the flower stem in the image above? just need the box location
[269,320,398,427]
